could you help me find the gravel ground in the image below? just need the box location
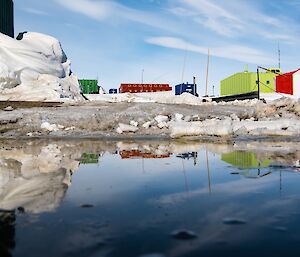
[0,102,255,139]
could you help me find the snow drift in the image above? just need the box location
[0,32,83,101]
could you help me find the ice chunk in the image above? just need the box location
[117,123,139,133]
[170,119,233,138]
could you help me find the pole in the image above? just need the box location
[256,67,260,100]
[193,76,196,96]
[181,49,188,95]
[141,69,144,84]
[278,42,281,69]
[205,148,212,194]
[205,48,210,97]
[181,49,187,84]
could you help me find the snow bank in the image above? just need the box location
[85,91,208,105]
[0,32,83,101]
[169,116,300,138]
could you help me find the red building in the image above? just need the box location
[119,150,170,159]
[119,84,172,93]
[276,69,300,96]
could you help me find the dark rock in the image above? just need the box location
[139,254,166,257]
[17,206,25,213]
[171,229,198,240]
[223,218,246,225]
[80,204,94,208]
[4,106,14,111]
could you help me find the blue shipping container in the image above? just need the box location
[109,89,118,94]
[175,83,197,96]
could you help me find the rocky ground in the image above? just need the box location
[0,98,299,141]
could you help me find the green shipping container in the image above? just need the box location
[222,151,270,169]
[220,68,280,96]
[78,79,99,94]
[80,153,99,164]
[0,0,14,37]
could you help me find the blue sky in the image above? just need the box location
[13,0,300,95]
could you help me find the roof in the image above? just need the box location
[278,69,300,77]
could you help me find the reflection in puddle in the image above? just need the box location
[120,150,170,159]
[222,151,270,169]
[0,143,78,213]
[0,140,300,256]
[0,210,15,257]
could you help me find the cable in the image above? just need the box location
[257,80,285,97]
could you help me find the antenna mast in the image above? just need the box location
[205,48,210,96]
[278,43,281,69]
[181,49,187,84]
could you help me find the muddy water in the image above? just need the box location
[1,139,300,257]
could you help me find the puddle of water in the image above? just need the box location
[1,140,300,257]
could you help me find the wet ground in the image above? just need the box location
[1,139,300,257]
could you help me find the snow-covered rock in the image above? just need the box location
[0,32,83,101]
[41,122,64,132]
[116,123,139,134]
[184,115,192,122]
[157,121,168,129]
[154,115,169,124]
[116,127,123,134]
[174,113,184,122]
[130,120,139,127]
[142,121,153,129]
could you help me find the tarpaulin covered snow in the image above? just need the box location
[0,32,83,101]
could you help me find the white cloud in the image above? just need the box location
[54,0,113,20]
[54,0,176,32]
[146,36,275,65]
[54,0,298,44]
[23,7,49,16]
[173,0,297,43]
[175,0,244,37]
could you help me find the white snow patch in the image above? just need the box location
[85,92,208,105]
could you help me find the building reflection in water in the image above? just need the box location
[222,151,272,179]
[0,210,15,257]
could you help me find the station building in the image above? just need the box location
[276,69,300,97]
[220,66,281,96]
[0,0,14,37]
